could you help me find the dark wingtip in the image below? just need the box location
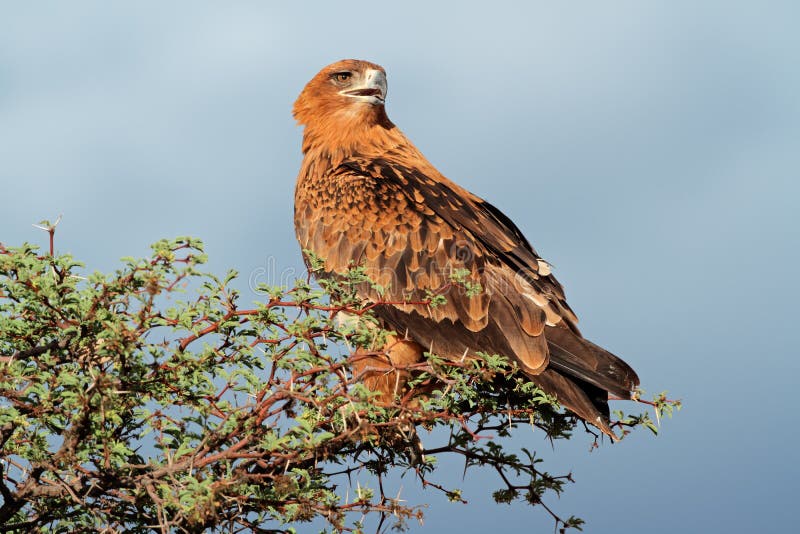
[545,325,640,400]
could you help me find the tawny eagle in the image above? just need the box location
[293,59,639,438]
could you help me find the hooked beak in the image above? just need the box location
[340,69,387,105]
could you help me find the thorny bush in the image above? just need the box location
[0,234,679,533]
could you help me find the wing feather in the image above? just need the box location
[294,150,639,436]
[295,156,552,373]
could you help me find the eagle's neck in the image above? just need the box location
[299,106,404,167]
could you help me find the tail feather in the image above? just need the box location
[530,369,616,438]
[524,325,641,440]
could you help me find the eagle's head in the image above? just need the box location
[293,59,391,132]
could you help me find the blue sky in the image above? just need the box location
[1,2,798,532]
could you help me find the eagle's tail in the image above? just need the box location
[533,325,640,440]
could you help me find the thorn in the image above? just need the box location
[33,215,62,257]
[31,214,62,232]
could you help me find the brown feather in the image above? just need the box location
[293,59,641,438]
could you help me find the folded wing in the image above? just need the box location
[295,153,639,436]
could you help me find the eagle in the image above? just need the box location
[293,59,639,438]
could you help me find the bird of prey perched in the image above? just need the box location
[293,59,639,438]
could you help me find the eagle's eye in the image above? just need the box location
[332,71,352,83]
